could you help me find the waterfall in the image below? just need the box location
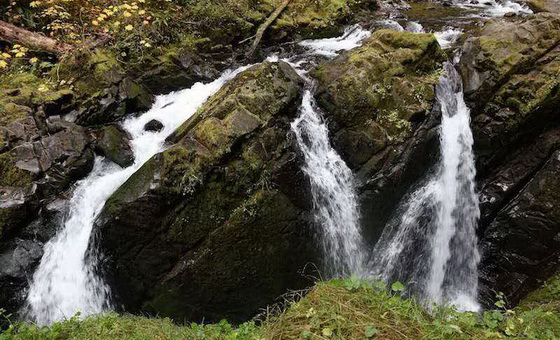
[25,66,248,326]
[291,90,366,277]
[370,63,480,311]
[287,27,373,277]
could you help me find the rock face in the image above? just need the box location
[457,13,560,305]
[0,77,97,312]
[312,29,447,241]
[95,61,317,322]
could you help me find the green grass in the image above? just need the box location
[2,277,560,340]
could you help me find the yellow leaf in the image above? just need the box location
[29,57,39,64]
[2,53,11,59]
[125,24,133,31]
[15,52,25,58]
[92,20,99,26]
[0,60,8,68]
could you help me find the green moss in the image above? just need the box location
[313,29,446,142]
[519,273,560,313]
[0,151,36,187]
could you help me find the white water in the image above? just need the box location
[370,63,480,311]
[435,27,463,49]
[299,25,371,57]
[291,91,366,277]
[25,66,248,326]
[456,0,532,16]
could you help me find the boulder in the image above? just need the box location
[93,125,134,168]
[95,61,317,323]
[458,13,560,168]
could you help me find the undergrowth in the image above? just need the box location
[2,276,560,340]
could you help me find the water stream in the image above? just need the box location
[291,90,366,277]
[25,66,248,325]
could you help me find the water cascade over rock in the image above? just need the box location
[24,66,249,325]
[291,90,366,277]
[370,63,480,311]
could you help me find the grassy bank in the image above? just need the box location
[2,277,559,340]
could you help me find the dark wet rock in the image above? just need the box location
[144,119,164,132]
[478,128,560,227]
[96,61,316,323]
[94,125,134,168]
[0,196,66,314]
[479,150,560,306]
[0,238,43,313]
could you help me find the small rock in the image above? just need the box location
[144,119,164,132]
[504,11,517,17]
[94,125,134,168]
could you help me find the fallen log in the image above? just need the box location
[246,0,292,58]
[0,20,71,55]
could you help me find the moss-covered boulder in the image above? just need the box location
[95,61,316,323]
[313,29,446,170]
[312,29,446,242]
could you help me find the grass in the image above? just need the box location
[2,276,560,340]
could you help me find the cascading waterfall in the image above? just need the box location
[370,62,480,311]
[291,90,366,277]
[25,66,248,326]
[288,27,372,277]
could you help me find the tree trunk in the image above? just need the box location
[0,20,71,55]
[246,0,292,58]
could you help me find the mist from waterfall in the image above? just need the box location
[24,66,249,326]
[370,62,480,311]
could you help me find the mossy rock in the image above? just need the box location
[313,29,446,169]
[53,49,153,125]
[271,0,377,40]
[458,13,560,105]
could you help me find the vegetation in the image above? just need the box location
[0,0,374,74]
[2,277,560,340]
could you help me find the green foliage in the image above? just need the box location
[3,278,560,340]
